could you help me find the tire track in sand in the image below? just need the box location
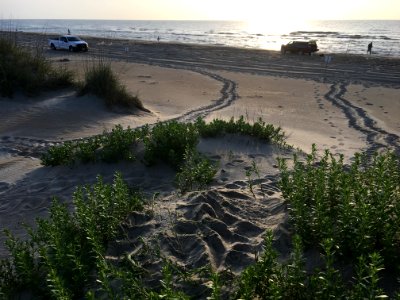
[169,68,238,123]
[324,82,400,156]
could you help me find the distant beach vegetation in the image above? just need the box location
[0,37,74,97]
[0,36,146,112]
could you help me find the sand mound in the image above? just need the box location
[109,181,287,270]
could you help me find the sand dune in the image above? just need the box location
[1,32,400,286]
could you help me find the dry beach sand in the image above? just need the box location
[1,32,400,292]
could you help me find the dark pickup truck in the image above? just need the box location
[281,41,318,55]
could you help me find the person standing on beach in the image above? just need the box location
[367,42,373,54]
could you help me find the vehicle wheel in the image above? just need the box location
[50,43,56,50]
[69,46,73,52]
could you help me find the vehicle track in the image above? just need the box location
[86,40,400,87]
[324,82,400,156]
[2,34,400,159]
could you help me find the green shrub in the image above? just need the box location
[278,145,400,266]
[0,172,143,298]
[235,231,389,299]
[73,172,143,245]
[41,118,285,168]
[41,125,139,166]
[41,141,75,166]
[175,148,217,193]
[100,125,138,163]
[79,61,146,111]
[144,120,199,168]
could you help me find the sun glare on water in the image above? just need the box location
[237,1,311,35]
[241,14,310,50]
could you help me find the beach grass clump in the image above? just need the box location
[0,37,74,97]
[79,61,146,111]
[0,172,144,299]
[278,145,400,267]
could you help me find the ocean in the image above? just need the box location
[2,19,400,57]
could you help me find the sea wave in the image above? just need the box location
[290,31,340,36]
[337,34,395,40]
[217,32,235,35]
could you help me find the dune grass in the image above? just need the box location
[0,37,74,97]
[79,60,147,111]
[0,36,147,112]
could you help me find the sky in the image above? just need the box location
[1,0,399,21]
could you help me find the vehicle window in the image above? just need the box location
[61,37,67,42]
[67,36,81,41]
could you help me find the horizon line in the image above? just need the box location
[2,18,400,22]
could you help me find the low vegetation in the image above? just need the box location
[279,145,400,267]
[0,173,144,299]
[41,124,144,166]
[41,117,285,167]
[41,118,285,193]
[175,148,218,193]
[195,116,285,144]
[143,120,200,168]
[0,37,74,97]
[236,232,389,299]
[2,135,400,297]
